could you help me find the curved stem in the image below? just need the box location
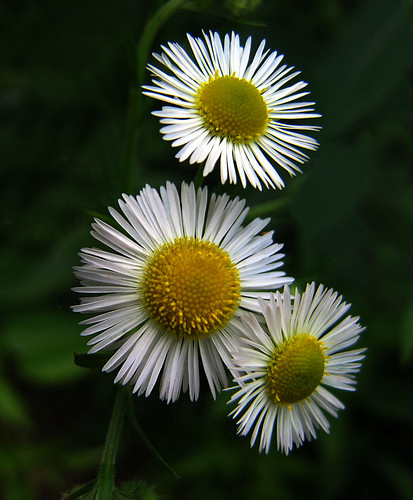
[245,197,289,221]
[126,396,180,479]
[123,0,188,193]
[136,0,188,87]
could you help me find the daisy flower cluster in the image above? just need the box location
[73,181,292,403]
[73,31,365,455]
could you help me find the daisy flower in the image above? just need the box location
[228,283,366,454]
[72,182,293,403]
[142,31,321,190]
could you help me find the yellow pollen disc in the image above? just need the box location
[196,74,269,142]
[140,237,241,337]
[266,335,326,405]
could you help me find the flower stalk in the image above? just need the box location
[95,387,128,499]
[123,0,188,192]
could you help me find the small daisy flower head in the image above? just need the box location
[228,283,366,454]
[142,31,321,190]
[72,182,293,403]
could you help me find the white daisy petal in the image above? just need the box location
[73,182,292,402]
[228,283,365,453]
[143,32,321,189]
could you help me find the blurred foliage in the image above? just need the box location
[0,0,412,498]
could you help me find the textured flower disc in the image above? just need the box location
[266,335,325,405]
[196,74,268,142]
[143,31,321,190]
[141,237,241,337]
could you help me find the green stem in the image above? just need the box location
[95,387,128,499]
[136,0,188,86]
[126,396,180,479]
[122,87,142,193]
[193,163,205,190]
[123,0,188,193]
[246,197,289,221]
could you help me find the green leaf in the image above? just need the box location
[62,480,96,499]
[74,352,111,370]
[114,480,160,500]
[0,374,31,428]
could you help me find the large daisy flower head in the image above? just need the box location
[228,283,366,454]
[142,31,321,190]
[72,182,293,403]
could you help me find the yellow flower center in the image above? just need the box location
[266,335,326,405]
[140,237,241,338]
[196,74,269,142]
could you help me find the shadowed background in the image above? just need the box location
[1,0,412,498]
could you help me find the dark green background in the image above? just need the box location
[1,0,412,498]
